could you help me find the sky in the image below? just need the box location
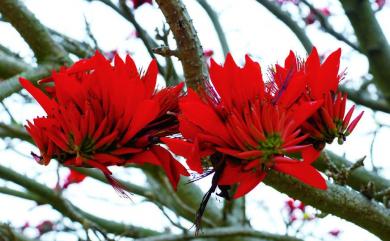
[0,0,389,240]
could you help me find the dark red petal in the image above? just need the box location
[161,137,192,157]
[142,59,158,98]
[274,162,327,190]
[151,145,189,190]
[19,78,55,114]
[290,100,323,129]
[346,111,364,134]
[302,145,321,163]
[321,48,341,93]
[121,100,160,144]
[218,162,242,185]
[130,150,160,165]
[233,171,267,199]
[180,101,231,143]
[111,147,143,155]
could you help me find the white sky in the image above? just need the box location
[0,0,389,240]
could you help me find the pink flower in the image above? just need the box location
[36,220,54,235]
[305,8,331,25]
[329,228,341,237]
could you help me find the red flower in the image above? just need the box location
[62,169,86,189]
[20,52,189,196]
[273,48,363,153]
[163,53,326,232]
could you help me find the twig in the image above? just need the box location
[135,227,303,241]
[255,0,313,53]
[0,0,68,63]
[196,0,230,56]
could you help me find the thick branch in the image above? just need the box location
[0,166,160,238]
[0,64,58,102]
[340,85,390,113]
[340,0,390,103]
[0,0,67,63]
[155,0,208,90]
[0,123,32,142]
[300,0,361,52]
[255,0,313,53]
[0,52,31,79]
[49,29,94,58]
[0,223,36,241]
[196,0,230,56]
[135,227,303,241]
[314,150,390,203]
[73,166,221,228]
[263,171,390,240]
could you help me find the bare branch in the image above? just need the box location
[0,64,58,102]
[155,0,208,91]
[255,0,313,53]
[0,166,161,238]
[300,0,362,52]
[340,0,390,104]
[0,52,31,79]
[196,0,230,56]
[0,0,68,63]
[339,85,390,113]
[135,227,303,241]
[264,170,390,240]
[314,150,390,204]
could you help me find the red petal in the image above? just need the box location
[129,150,160,165]
[142,59,158,98]
[19,78,55,114]
[121,100,160,144]
[302,145,321,163]
[290,100,323,129]
[233,171,267,199]
[151,146,189,190]
[180,101,231,143]
[274,162,327,190]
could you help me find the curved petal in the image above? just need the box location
[274,162,327,190]
[19,78,56,114]
[233,171,267,199]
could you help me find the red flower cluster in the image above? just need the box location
[161,48,362,230]
[21,47,363,232]
[274,48,363,152]
[21,52,189,196]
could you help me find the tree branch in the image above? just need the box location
[135,227,303,241]
[300,0,362,53]
[155,0,208,91]
[196,0,230,56]
[255,0,313,53]
[0,222,37,241]
[0,166,161,238]
[95,0,166,76]
[0,52,31,79]
[0,64,58,102]
[263,170,390,240]
[339,0,390,103]
[339,85,390,113]
[0,0,68,63]
[314,150,390,203]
